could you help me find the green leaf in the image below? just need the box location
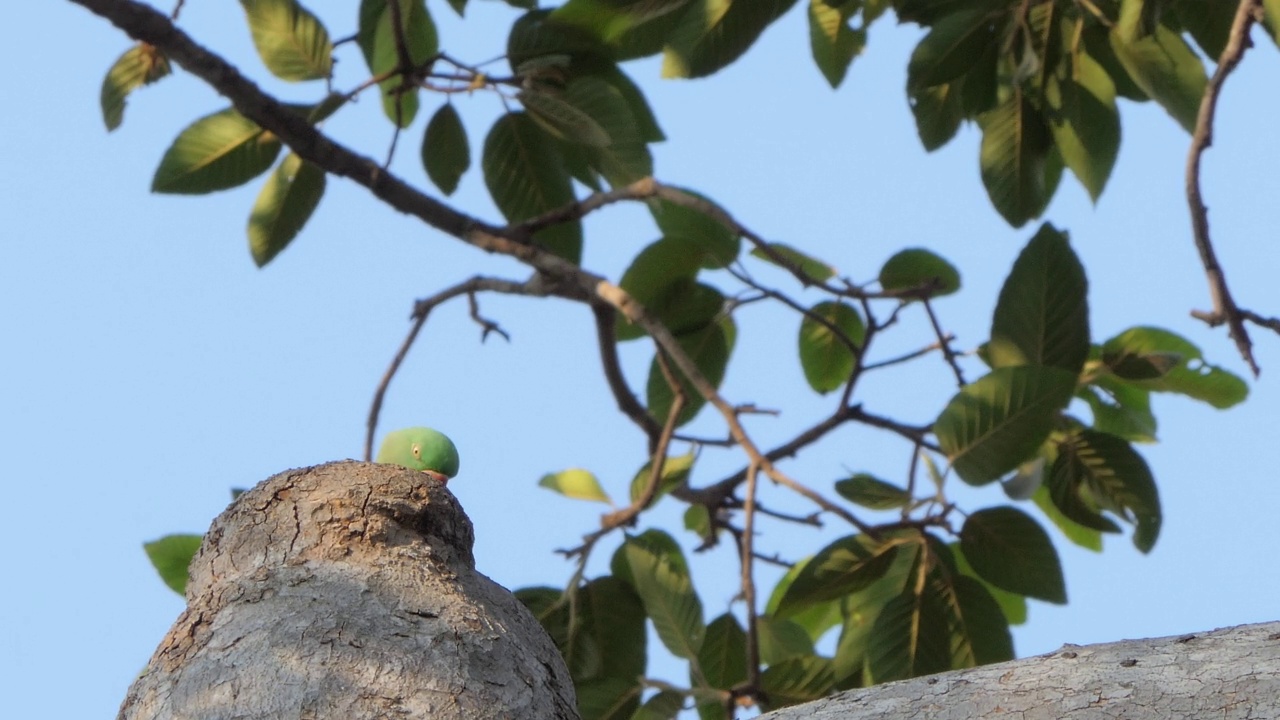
[562,75,654,186]
[759,656,835,710]
[908,81,964,152]
[508,9,610,71]
[1051,429,1162,552]
[629,451,695,506]
[358,0,438,126]
[960,506,1066,603]
[698,613,747,689]
[775,534,899,618]
[808,0,867,88]
[757,616,814,664]
[1046,40,1120,201]
[583,576,648,680]
[835,473,911,510]
[1110,0,1207,133]
[749,242,836,282]
[865,586,952,683]
[979,92,1054,227]
[152,108,282,194]
[906,9,997,91]
[646,319,734,427]
[950,542,1026,626]
[988,223,1089,373]
[765,557,844,642]
[577,677,643,720]
[934,365,1078,485]
[616,237,722,341]
[631,691,684,720]
[552,0,693,44]
[648,188,739,268]
[622,534,705,660]
[798,301,865,394]
[683,504,712,538]
[248,152,326,267]
[662,0,800,78]
[539,468,613,503]
[946,574,1015,666]
[1032,483,1106,551]
[482,112,582,262]
[100,43,171,131]
[1264,0,1280,49]
[240,0,333,81]
[422,104,470,196]
[143,534,203,595]
[1100,327,1248,408]
[591,64,666,143]
[521,86,613,148]
[878,248,961,299]
[1080,377,1157,443]
[1171,0,1235,57]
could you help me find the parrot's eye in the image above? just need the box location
[412,443,421,458]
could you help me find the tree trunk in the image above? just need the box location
[119,461,579,720]
[760,620,1280,719]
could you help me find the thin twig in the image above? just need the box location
[921,297,966,387]
[366,276,550,460]
[1185,0,1265,376]
[860,338,950,373]
[591,304,663,446]
[739,462,763,705]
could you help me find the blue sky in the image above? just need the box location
[4,2,1279,717]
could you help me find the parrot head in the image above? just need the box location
[376,427,460,484]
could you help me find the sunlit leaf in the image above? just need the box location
[944,574,1014,666]
[979,92,1054,227]
[248,152,326,267]
[798,301,865,394]
[988,223,1089,373]
[960,506,1066,603]
[629,452,695,507]
[616,238,722,341]
[808,0,867,88]
[240,0,333,81]
[1032,484,1106,551]
[935,366,1077,485]
[622,534,705,659]
[1110,0,1207,133]
[152,108,282,194]
[750,242,836,282]
[662,0,799,78]
[143,534,202,595]
[422,104,470,196]
[1079,377,1157,443]
[539,467,613,503]
[1046,39,1119,201]
[1101,327,1248,408]
[100,43,170,131]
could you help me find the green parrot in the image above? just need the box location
[376,427,460,484]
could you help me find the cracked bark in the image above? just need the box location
[119,462,578,720]
[760,621,1280,719]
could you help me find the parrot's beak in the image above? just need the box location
[423,470,449,485]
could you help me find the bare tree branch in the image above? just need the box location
[366,276,550,460]
[1186,0,1266,376]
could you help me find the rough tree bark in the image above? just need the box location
[760,620,1280,719]
[118,461,578,720]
